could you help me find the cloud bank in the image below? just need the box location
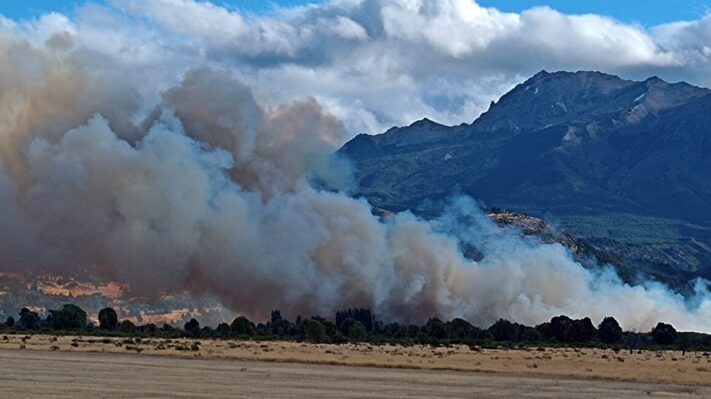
[1,21,711,331]
[4,0,708,134]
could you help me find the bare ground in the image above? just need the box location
[2,349,711,399]
[1,335,710,398]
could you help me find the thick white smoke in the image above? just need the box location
[1,30,710,332]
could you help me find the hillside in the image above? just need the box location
[339,71,711,287]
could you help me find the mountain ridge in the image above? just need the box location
[339,70,711,288]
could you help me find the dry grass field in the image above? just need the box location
[1,335,710,398]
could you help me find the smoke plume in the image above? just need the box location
[1,30,710,332]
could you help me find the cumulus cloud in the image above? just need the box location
[31,0,697,135]
[0,1,700,135]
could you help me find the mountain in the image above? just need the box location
[339,71,711,288]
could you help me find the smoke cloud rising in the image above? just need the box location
[1,27,710,332]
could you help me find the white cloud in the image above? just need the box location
[6,0,711,138]
[327,16,368,39]
[114,0,248,41]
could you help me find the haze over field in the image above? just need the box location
[1,1,711,332]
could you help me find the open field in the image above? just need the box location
[2,334,711,389]
[2,348,710,399]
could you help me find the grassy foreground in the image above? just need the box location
[2,334,710,386]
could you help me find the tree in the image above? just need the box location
[337,317,357,336]
[270,318,293,336]
[546,315,573,342]
[4,316,15,328]
[407,325,420,338]
[271,310,282,323]
[256,323,268,335]
[383,323,408,339]
[520,327,542,342]
[216,323,231,338]
[448,318,480,340]
[537,316,596,343]
[598,317,623,344]
[48,304,88,330]
[624,331,644,354]
[652,322,677,346]
[447,318,475,340]
[322,320,337,338]
[119,320,136,334]
[18,308,40,330]
[423,318,449,341]
[336,309,374,333]
[488,319,521,342]
[347,321,368,342]
[304,319,327,343]
[231,316,256,336]
[678,332,693,356]
[337,318,369,341]
[140,323,158,334]
[184,318,200,336]
[98,307,119,330]
[563,318,596,343]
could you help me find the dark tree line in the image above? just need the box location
[336,308,374,333]
[2,304,709,351]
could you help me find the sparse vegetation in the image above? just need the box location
[0,304,709,351]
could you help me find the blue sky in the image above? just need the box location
[477,0,711,26]
[1,0,709,26]
[0,1,312,19]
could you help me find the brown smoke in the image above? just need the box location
[1,29,710,331]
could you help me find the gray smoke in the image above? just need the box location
[1,31,710,331]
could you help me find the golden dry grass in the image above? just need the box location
[1,334,710,387]
[3,347,711,399]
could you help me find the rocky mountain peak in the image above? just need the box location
[339,70,711,288]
